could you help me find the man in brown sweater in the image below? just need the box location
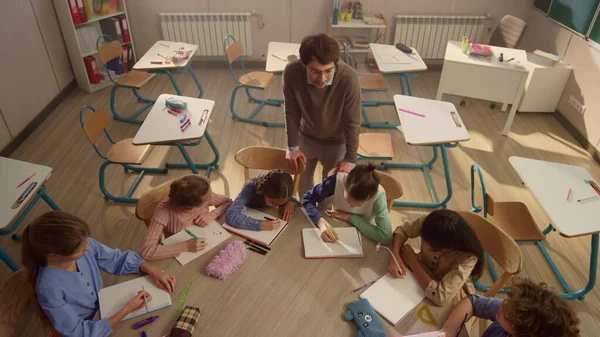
[284,34,361,195]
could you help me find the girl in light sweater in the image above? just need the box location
[139,175,232,261]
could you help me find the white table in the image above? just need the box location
[436,41,528,136]
[368,43,427,97]
[0,157,60,271]
[132,94,219,176]
[133,40,203,98]
[509,156,600,299]
[265,42,300,73]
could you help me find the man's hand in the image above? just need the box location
[286,149,307,174]
[338,161,355,173]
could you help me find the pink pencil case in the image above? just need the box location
[470,44,492,56]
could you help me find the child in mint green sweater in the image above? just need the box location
[302,163,392,244]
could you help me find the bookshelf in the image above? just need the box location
[327,17,387,55]
[53,0,136,93]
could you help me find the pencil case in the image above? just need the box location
[165,98,187,110]
[205,241,248,280]
[170,306,201,337]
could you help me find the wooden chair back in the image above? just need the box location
[135,175,206,227]
[327,168,403,212]
[98,40,123,65]
[490,15,527,49]
[82,108,111,145]
[234,146,306,197]
[226,41,245,64]
[0,270,33,336]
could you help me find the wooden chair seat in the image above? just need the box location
[107,139,154,164]
[0,270,32,336]
[117,71,155,88]
[359,73,387,90]
[239,71,274,89]
[358,133,394,158]
[488,201,545,241]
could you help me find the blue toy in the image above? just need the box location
[344,298,387,337]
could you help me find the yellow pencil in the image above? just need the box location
[325,223,339,242]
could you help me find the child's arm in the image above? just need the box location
[90,238,145,275]
[348,193,393,244]
[225,181,262,231]
[209,192,233,218]
[301,175,337,225]
[419,255,478,306]
[138,221,186,261]
[439,295,503,336]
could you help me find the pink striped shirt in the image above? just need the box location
[139,192,232,261]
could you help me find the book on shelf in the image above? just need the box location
[363,14,385,25]
[350,36,370,49]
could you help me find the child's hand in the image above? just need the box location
[318,220,338,243]
[326,209,352,222]
[437,331,449,337]
[193,212,217,227]
[149,269,176,293]
[122,291,152,314]
[280,201,295,221]
[260,219,280,231]
[400,244,418,269]
[388,253,408,278]
[184,238,207,252]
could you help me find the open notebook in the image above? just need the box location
[161,220,231,265]
[223,207,288,246]
[99,275,172,321]
[301,227,363,259]
[360,272,425,325]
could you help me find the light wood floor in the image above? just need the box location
[2,66,599,336]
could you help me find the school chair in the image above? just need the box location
[327,167,403,212]
[223,35,283,127]
[0,269,54,337]
[80,105,167,203]
[342,42,396,129]
[490,15,527,49]
[234,146,306,198]
[457,211,522,336]
[470,164,552,294]
[97,35,156,125]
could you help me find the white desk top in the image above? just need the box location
[369,43,427,73]
[443,41,528,73]
[0,157,53,228]
[394,95,469,145]
[509,157,600,237]
[132,94,214,145]
[265,42,301,73]
[133,40,198,70]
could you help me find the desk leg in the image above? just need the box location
[501,103,508,112]
[165,131,220,177]
[558,233,598,300]
[501,73,527,136]
[154,63,204,98]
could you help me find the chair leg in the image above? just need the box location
[99,161,167,203]
[109,85,153,124]
[229,85,284,127]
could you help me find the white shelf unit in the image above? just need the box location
[327,17,386,55]
[53,0,136,93]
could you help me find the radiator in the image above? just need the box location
[394,15,492,61]
[159,13,252,57]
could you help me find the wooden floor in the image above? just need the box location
[2,65,599,336]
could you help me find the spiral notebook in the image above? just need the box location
[161,220,232,265]
[99,275,172,321]
[223,207,288,246]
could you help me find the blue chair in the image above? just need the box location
[80,105,167,203]
[97,35,156,124]
[223,35,283,127]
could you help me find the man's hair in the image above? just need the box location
[299,34,340,65]
[504,278,580,337]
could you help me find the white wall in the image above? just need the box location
[520,9,600,153]
[126,0,534,60]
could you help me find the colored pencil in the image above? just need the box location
[566,188,572,201]
[398,108,425,117]
[185,229,199,239]
[577,195,599,202]
[17,173,36,188]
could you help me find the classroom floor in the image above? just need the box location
[2,65,599,336]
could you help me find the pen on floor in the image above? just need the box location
[245,239,270,251]
[455,313,468,337]
[245,241,268,254]
[141,285,149,313]
[246,245,267,255]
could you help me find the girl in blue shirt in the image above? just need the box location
[22,211,177,337]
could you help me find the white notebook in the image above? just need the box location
[272,48,299,61]
[223,207,288,246]
[99,275,172,321]
[161,221,232,265]
[359,272,425,325]
[301,227,363,259]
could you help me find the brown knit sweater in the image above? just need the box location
[283,61,361,162]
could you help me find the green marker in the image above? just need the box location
[185,229,199,239]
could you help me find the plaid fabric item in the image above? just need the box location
[170,306,201,337]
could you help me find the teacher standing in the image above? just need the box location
[283,34,361,196]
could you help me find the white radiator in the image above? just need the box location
[159,13,252,57]
[394,15,492,61]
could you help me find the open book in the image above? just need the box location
[223,207,288,246]
[161,220,231,265]
[99,275,172,321]
[301,227,363,258]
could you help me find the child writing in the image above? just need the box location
[438,278,580,337]
[226,169,296,231]
[139,175,232,261]
[302,163,392,244]
[388,210,484,306]
[22,211,176,337]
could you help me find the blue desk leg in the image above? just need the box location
[557,233,598,300]
[152,63,203,98]
[0,186,60,271]
[164,131,220,177]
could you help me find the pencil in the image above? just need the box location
[456,313,468,337]
[245,242,268,254]
[141,285,149,313]
[577,195,599,202]
[17,173,36,188]
[245,239,271,251]
[325,223,339,242]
